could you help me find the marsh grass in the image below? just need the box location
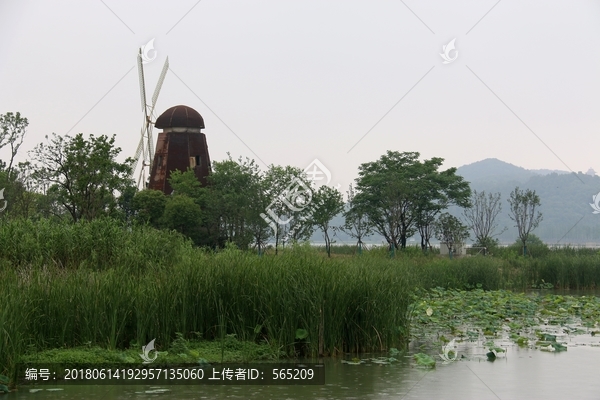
[0,218,186,271]
[1,218,599,379]
[18,335,279,366]
[521,254,600,290]
[0,222,414,377]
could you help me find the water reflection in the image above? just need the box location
[13,345,600,400]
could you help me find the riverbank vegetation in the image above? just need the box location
[0,219,415,378]
[1,218,599,382]
[410,287,600,361]
[0,113,598,387]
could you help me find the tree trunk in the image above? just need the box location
[324,229,331,257]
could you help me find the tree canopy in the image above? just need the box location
[508,187,543,255]
[30,133,133,222]
[463,190,506,250]
[353,151,471,250]
[2,115,487,252]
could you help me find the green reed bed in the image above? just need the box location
[408,256,510,291]
[0,218,186,271]
[1,218,600,379]
[517,253,600,290]
[0,221,414,376]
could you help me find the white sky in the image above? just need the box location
[1,0,599,193]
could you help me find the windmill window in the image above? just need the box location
[195,155,201,167]
[157,156,163,165]
[189,157,196,168]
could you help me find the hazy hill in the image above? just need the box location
[456,158,536,187]
[454,159,600,244]
[311,158,600,246]
[531,169,571,176]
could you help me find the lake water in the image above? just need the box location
[13,343,600,400]
[12,289,600,399]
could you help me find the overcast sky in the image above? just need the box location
[1,0,599,193]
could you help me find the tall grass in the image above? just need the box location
[519,254,600,290]
[407,256,509,290]
[0,218,186,271]
[0,221,414,376]
[1,218,600,377]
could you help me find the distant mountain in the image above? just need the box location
[311,158,600,246]
[456,158,537,186]
[531,169,571,176]
[454,159,600,244]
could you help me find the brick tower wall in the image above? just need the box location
[148,130,211,193]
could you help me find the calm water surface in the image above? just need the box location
[14,290,600,399]
[12,345,600,400]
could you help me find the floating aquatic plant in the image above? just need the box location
[413,353,436,368]
[411,288,599,355]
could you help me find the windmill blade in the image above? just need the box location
[150,56,169,116]
[130,136,145,176]
[145,57,168,170]
[146,122,154,166]
[137,49,147,112]
[137,162,146,189]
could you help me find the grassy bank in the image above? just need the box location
[19,334,282,366]
[1,218,600,381]
[0,219,414,378]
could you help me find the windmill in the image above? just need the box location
[131,48,169,189]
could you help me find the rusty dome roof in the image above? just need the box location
[155,105,205,129]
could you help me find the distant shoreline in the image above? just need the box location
[309,242,600,248]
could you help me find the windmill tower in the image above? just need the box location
[131,49,169,189]
[148,105,212,194]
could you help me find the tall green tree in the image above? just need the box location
[0,161,38,219]
[354,152,416,250]
[285,202,317,245]
[162,194,203,241]
[0,157,62,221]
[414,205,437,252]
[508,187,543,256]
[132,189,167,228]
[0,113,33,219]
[245,173,272,254]
[30,133,133,222]
[0,111,28,177]
[168,169,205,201]
[262,165,312,253]
[414,165,471,252]
[354,151,470,250]
[116,185,137,223]
[340,184,373,254]
[462,190,506,253]
[310,185,344,257]
[433,212,469,258]
[207,155,265,249]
